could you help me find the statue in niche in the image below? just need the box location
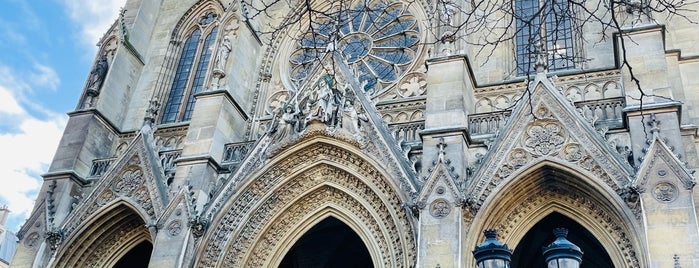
[215,35,232,71]
[87,55,109,91]
[82,54,109,108]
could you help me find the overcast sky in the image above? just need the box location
[0,0,126,232]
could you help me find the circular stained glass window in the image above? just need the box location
[289,1,421,94]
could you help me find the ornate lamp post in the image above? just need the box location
[472,229,513,268]
[542,228,583,268]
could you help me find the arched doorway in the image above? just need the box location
[465,164,645,267]
[113,240,153,268]
[279,217,373,268]
[54,203,153,267]
[198,140,417,267]
[511,212,613,268]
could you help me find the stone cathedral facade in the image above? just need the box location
[10,0,699,267]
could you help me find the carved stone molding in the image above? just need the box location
[470,95,632,215]
[199,162,415,267]
[429,199,451,219]
[487,185,641,267]
[60,136,166,245]
[55,204,150,268]
[167,220,183,237]
[523,121,566,156]
[652,182,678,202]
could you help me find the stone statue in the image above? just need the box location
[307,75,339,125]
[87,55,109,91]
[215,35,232,71]
[340,99,367,135]
[270,104,299,142]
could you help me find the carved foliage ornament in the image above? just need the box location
[524,121,566,156]
[491,185,640,267]
[430,199,451,218]
[652,182,678,203]
[200,157,414,267]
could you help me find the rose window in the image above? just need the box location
[289,1,421,93]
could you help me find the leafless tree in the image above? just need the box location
[241,0,696,102]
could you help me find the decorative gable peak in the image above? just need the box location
[466,70,635,210]
[416,138,465,211]
[635,136,696,193]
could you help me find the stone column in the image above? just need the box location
[417,55,475,268]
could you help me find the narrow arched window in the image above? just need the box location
[515,0,575,75]
[162,13,219,123]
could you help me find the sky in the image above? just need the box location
[0,0,126,232]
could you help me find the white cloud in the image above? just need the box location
[0,87,24,115]
[0,65,66,231]
[0,116,65,228]
[59,0,127,51]
[30,64,61,91]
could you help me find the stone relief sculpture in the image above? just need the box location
[306,74,341,125]
[268,104,300,142]
[265,73,370,146]
[339,98,368,136]
[210,18,239,90]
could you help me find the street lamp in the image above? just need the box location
[542,228,583,268]
[472,229,513,268]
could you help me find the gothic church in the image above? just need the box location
[11,0,699,267]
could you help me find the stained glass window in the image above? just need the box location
[516,0,575,75]
[289,1,420,93]
[163,30,201,123]
[162,13,219,123]
[183,27,218,121]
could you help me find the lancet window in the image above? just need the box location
[162,13,219,123]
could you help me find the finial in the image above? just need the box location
[647,113,661,140]
[534,41,548,73]
[437,137,447,163]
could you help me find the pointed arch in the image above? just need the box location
[197,137,417,267]
[252,195,383,268]
[277,215,374,268]
[161,0,225,123]
[466,161,647,267]
[511,212,614,267]
[53,201,153,268]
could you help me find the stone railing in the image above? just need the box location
[222,141,256,170]
[556,70,624,102]
[468,110,512,137]
[390,122,425,144]
[88,157,116,177]
[574,97,625,129]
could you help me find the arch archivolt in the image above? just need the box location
[245,185,391,267]
[171,0,225,39]
[198,141,416,267]
[467,163,646,268]
[54,202,152,268]
[266,208,382,267]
